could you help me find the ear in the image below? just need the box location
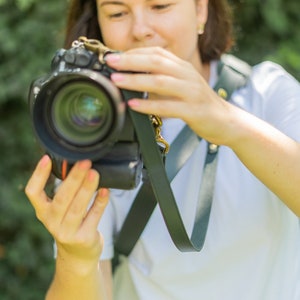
[196,0,209,27]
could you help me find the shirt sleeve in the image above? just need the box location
[253,62,300,142]
[98,187,141,260]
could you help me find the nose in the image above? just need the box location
[131,12,154,42]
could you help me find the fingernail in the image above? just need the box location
[88,169,98,181]
[40,155,50,167]
[105,53,121,63]
[99,188,109,198]
[111,73,124,82]
[78,160,91,170]
[128,99,140,107]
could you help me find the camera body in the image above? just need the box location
[29,41,144,189]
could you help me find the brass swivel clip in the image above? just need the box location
[150,115,170,154]
[77,36,112,64]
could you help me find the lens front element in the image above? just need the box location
[52,81,114,146]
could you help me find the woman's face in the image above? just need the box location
[96,0,208,67]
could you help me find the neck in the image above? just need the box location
[191,50,211,83]
[201,62,211,82]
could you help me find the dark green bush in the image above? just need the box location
[0,1,66,298]
[0,0,299,299]
[231,0,300,79]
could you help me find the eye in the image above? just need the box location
[100,4,128,20]
[108,11,127,19]
[152,3,172,11]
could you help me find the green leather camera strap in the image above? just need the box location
[115,55,252,254]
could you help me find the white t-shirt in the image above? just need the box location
[98,60,300,300]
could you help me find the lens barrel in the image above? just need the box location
[31,69,126,162]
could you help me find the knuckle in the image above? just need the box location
[66,207,82,220]
[67,170,82,183]
[152,74,167,87]
[35,210,44,222]
[55,231,71,244]
[67,163,89,183]
[149,53,162,66]
[24,185,35,198]
[53,192,65,206]
[152,46,164,55]
[90,202,102,217]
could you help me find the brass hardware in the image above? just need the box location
[150,115,170,154]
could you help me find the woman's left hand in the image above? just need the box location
[105,46,300,217]
[105,47,233,146]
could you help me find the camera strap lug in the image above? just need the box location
[77,36,112,64]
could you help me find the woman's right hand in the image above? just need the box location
[25,155,109,270]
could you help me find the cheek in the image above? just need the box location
[101,31,118,49]
[164,24,198,60]
[102,27,130,50]
[98,17,130,50]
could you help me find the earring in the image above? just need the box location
[197,24,205,35]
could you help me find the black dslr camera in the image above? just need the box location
[28,37,145,189]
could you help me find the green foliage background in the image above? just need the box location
[0,0,299,299]
[0,1,66,299]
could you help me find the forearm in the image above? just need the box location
[227,105,300,216]
[46,256,107,300]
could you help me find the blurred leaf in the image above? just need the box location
[16,0,35,10]
[260,0,289,35]
[231,0,300,80]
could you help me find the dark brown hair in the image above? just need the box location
[64,0,234,63]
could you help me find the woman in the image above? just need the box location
[25,0,300,299]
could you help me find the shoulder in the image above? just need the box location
[250,61,300,95]
[236,60,300,140]
[233,59,300,108]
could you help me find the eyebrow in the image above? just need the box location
[99,0,154,7]
[99,1,124,7]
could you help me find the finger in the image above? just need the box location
[125,46,180,61]
[128,98,186,119]
[128,85,222,119]
[106,47,188,77]
[61,169,100,230]
[111,72,188,98]
[25,155,52,207]
[82,188,109,230]
[53,160,92,207]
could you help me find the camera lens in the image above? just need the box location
[31,70,126,162]
[51,81,114,146]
